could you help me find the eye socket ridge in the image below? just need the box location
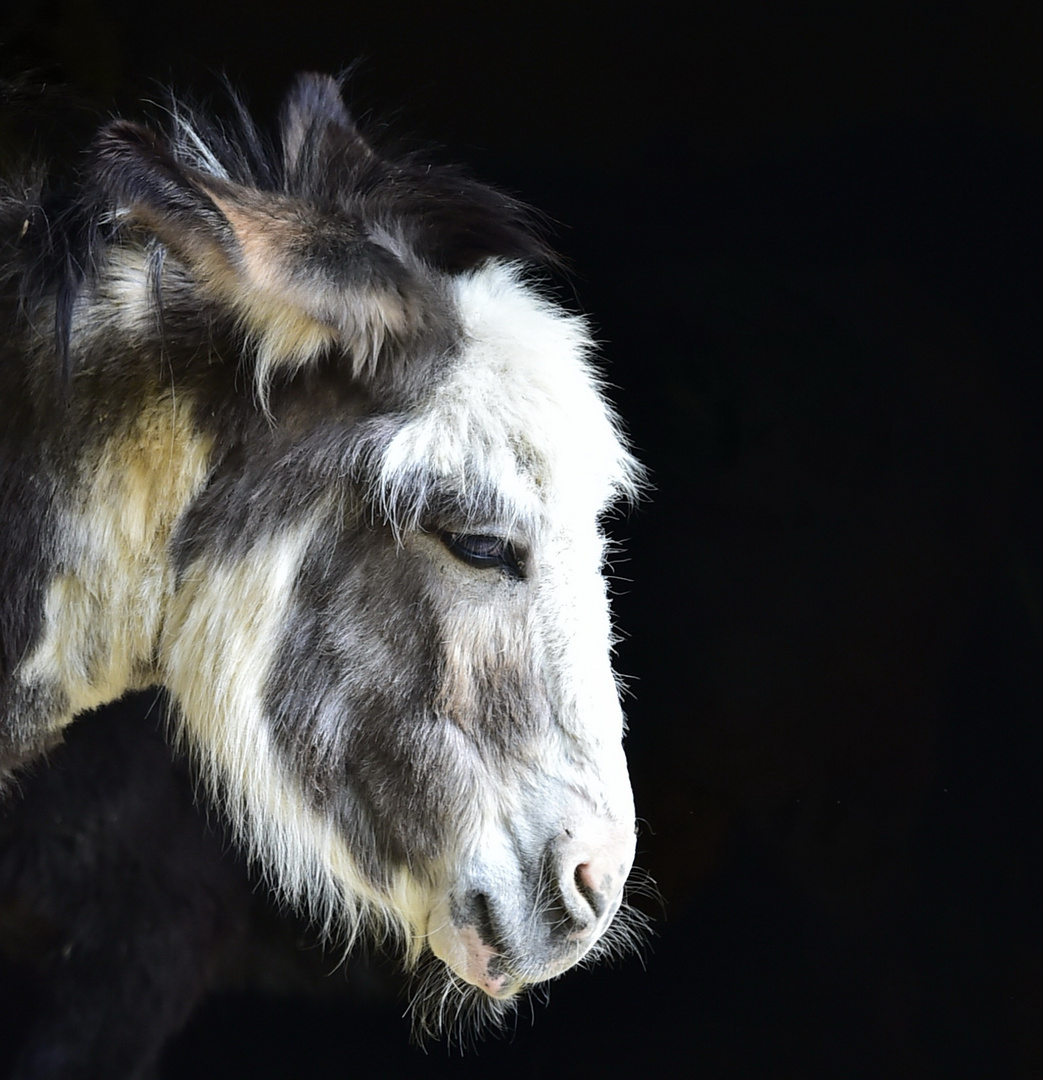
[442,532,524,578]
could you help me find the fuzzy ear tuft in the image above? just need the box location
[89,117,426,401]
[90,120,235,269]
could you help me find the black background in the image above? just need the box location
[2,2,1042,1077]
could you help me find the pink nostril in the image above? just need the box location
[553,822,634,938]
[573,859,609,920]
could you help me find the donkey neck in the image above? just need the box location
[20,386,214,716]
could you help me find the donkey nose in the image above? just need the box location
[551,830,629,938]
[573,858,612,920]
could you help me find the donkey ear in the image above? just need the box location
[275,74,550,274]
[90,117,423,394]
[279,73,377,185]
[90,120,236,272]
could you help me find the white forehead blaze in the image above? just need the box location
[377,263,638,526]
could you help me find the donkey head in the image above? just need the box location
[24,74,643,1027]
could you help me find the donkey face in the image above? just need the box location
[159,265,640,1006]
[4,74,641,1022]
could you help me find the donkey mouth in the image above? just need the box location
[429,911,521,997]
[447,891,525,995]
[428,884,607,998]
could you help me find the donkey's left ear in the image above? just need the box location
[90,119,238,275]
[90,116,425,394]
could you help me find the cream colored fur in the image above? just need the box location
[20,396,212,719]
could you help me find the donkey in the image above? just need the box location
[0,73,642,1032]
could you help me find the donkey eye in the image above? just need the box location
[442,533,523,577]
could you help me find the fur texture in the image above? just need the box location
[0,72,643,1033]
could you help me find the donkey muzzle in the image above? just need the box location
[428,815,635,996]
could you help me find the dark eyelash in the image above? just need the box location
[441,533,524,578]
